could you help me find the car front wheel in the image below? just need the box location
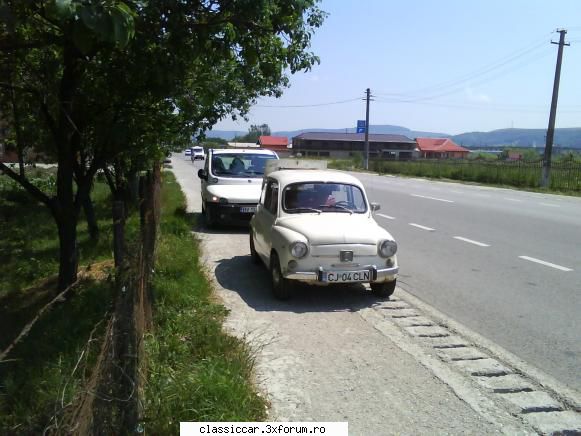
[270,252,291,300]
[371,280,396,298]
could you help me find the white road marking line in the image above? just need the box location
[453,236,490,247]
[409,223,435,231]
[377,213,395,220]
[504,198,523,202]
[539,203,560,208]
[410,194,455,203]
[518,256,573,272]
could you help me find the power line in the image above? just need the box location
[375,36,551,99]
[255,97,361,108]
[377,47,554,103]
[373,97,581,113]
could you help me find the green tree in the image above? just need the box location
[0,0,326,290]
[234,124,272,143]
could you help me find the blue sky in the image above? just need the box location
[214,0,581,135]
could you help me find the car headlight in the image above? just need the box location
[290,241,308,259]
[378,240,397,258]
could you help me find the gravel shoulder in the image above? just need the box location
[169,156,528,435]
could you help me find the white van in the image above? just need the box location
[191,146,205,161]
[197,148,279,226]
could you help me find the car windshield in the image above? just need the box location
[283,182,367,213]
[210,153,277,177]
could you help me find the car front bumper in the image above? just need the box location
[206,202,256,225]
[285,265,399,282]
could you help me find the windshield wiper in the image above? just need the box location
[286,207,322,214]
[322,204,353,214]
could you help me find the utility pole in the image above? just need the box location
[364,88,371,170]
[542,29,569,188]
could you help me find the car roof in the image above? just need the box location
[268,169,364,188]
[211,148,277,156]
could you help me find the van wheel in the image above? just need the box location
[270,252,291,300]
[249,232,260,264]
[371,280,396,298]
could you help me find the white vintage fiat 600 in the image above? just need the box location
[250,160,398,300]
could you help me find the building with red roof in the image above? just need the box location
[416,138,470,159]
[258,135,291,156]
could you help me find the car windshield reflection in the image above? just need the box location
[211,154,277,178]
[283,182,367,213]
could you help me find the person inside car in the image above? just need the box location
[229,157,245,173]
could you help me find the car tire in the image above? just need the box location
[371,280,396,298]
[204,202,216,228]
[270,252,291,300]
[249,232,260,264]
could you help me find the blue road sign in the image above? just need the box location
[356,120,366,133]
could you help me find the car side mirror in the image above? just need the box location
[197,169,207,180]
[370,202,381,212]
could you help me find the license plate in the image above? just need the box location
[323,270,371,283]
[240,207,256,213]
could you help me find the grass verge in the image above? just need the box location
[326,158,581,196]
[0,168,137,433]
[143,173,267,433]
[0,169,115,296]
[0,276,114,433]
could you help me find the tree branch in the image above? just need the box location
[0,81,59,142]
[0,161,52,207]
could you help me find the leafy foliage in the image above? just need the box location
[1,0,326,289]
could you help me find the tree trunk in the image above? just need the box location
[82,193,99,241]
[54,42,80,291]
[56,211,79,291]
[126,170,139,208]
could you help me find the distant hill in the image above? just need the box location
[205,124,448,141]
[452,128,581,149]
[205,125,581,148]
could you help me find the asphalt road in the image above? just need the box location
[351,171,581,392]
[169,153,580,392]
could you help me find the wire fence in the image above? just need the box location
[370,159,581,191]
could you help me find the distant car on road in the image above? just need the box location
[184,148,192,157]
[190,146,205,161]
[250,160,399,300]
[197,148,279,226]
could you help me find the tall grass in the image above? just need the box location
[0,170,267,433]
[0,167,138,434]
[327,158,581,192]
[0,279,114,433]
[143,173,266,433]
